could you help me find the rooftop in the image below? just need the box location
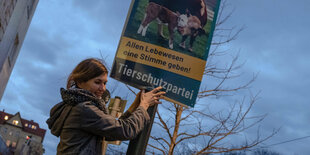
[0,110,46,142]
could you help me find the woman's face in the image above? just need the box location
[78,73,108,99]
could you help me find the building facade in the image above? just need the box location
[0,134,10,155]
[0,110,46,155]
[0,0,39,101]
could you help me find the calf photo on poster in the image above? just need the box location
[111,0,221,107]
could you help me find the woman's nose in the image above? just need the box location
[99,84,106,91]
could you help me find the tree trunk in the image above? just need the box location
[168,105,184,155]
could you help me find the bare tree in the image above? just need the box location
[146,0,278,154]
[103,0,277,154]
[253,148,281,155]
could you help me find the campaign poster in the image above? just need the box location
[111,0,221,107]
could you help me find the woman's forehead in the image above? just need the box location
[93,74,108,81]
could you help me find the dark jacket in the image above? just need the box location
[46,88,150,155]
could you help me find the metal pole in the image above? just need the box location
[126,104,158,155]
[101,141,108,155]
[102,97,122,155]
[110,96,121,117]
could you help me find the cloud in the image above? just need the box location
[215,0,310,154]
[72,1,131,45]
[1,0,310,154]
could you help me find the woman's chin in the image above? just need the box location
[94,94,102,99]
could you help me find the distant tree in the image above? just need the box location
[222,150,246,155]
[219,148,281,155]
[253,149,281,155]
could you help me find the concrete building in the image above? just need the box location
[0,110,46,155]
[0,0,39,101]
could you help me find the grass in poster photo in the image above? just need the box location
[124,0,213,60]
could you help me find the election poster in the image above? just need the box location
[111,0,221,107]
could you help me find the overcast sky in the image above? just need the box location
[1,0,310,154]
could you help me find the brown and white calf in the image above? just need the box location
[149,0,208,52]
[178,14,206,52]
[137,2,188,49]
[178,0,208,52]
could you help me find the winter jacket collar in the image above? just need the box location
[46,88,105,137]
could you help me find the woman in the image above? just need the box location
[46,58,165,154]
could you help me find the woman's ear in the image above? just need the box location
[76,82,83,89]
[68,80,78,89]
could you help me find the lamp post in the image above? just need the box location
[102,96,127,155]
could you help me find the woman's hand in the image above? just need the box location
[139,86,166,111]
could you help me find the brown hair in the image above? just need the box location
[67,58,108,89]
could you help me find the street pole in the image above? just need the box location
[102,96,122,155]
[126,104,158,155]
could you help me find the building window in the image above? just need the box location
[28,124,31,128]
[13,120,19,125]
[6,140,11,147]
[3,127,7,134]
[12,142,16,148]
[4,115,9,120]
[27,0,35,19]
[0,22,4,41]
[26,135,32,140]
[31,125,36,129]
[8,34,19,67]
[16,131,20,138]
[0,0,18,42]
[25,123,28,127]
